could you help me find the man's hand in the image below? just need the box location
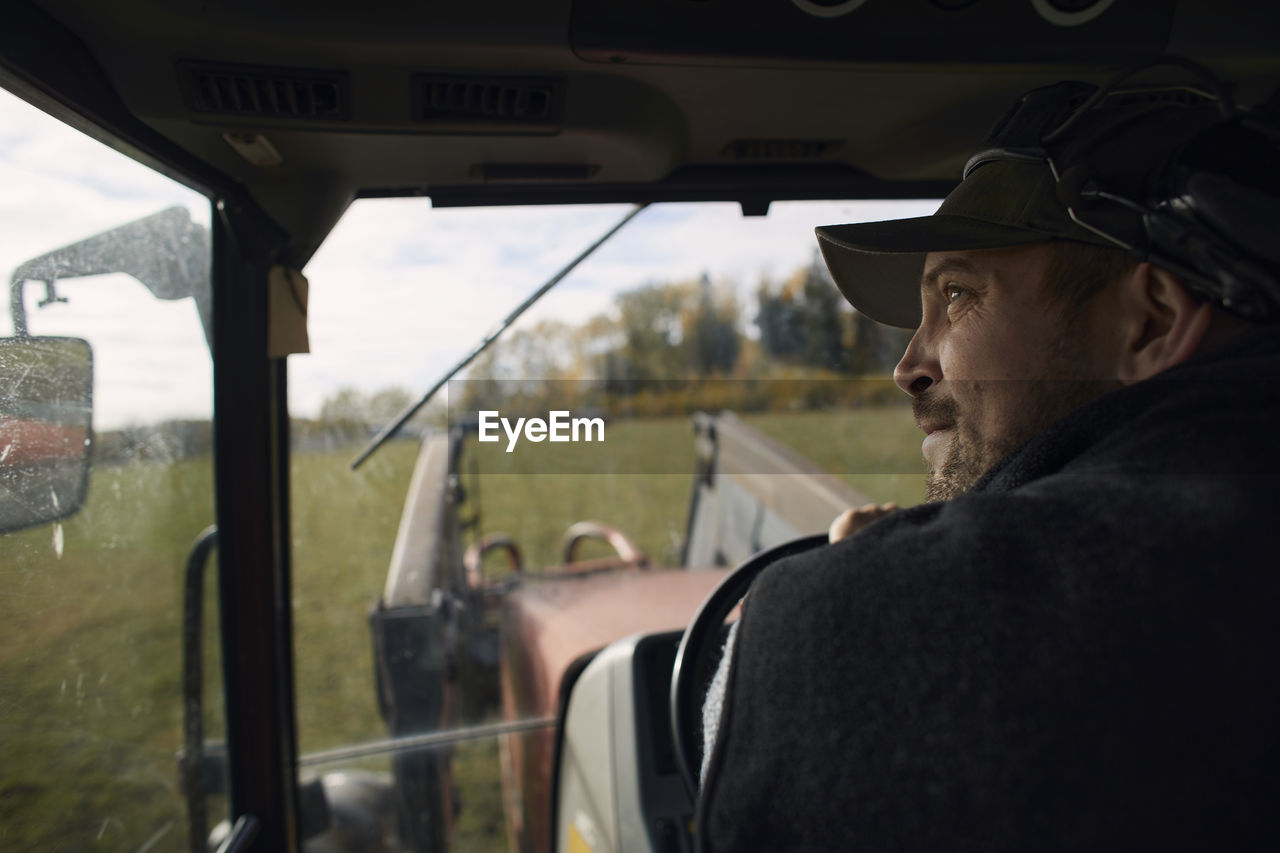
[829,503,898,542]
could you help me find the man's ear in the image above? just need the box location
[1114,262,1214,383]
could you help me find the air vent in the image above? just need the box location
[413,75,562,125]
[721,140,842,160]
[180,62,349,120]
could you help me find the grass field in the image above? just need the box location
[741,407,926,508]
[0,407,924,851]
[0,456,218,851]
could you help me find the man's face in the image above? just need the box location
[894,244,1119,501]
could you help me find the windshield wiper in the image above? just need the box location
[349,203,648,470]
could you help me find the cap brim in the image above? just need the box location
[816,215,1051,328]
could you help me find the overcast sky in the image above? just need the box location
[0,87,938,429]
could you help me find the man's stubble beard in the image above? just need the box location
[924,412,983,502]
[918,323,1119,502]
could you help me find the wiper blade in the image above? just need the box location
[349,203,647,470]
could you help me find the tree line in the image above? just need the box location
[93,257,913,457]
[89,258,913,461]
[467,256,909,385]
[454,256,912,418]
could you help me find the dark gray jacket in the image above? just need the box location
[699,329,1280,852]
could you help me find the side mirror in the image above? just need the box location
[0,337,93,534]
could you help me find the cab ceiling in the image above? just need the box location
[12,0,1280,259]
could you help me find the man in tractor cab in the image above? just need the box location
[698,73,1280,850]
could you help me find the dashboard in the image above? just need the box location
[555,630,695,853]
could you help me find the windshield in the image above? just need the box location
[289,197,934,850]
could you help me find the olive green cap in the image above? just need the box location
[817,83,1226,329]
[815,158,1114,329]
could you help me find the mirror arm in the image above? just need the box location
[9,278,28,337]
[36,281,67,309]
[6,207,213,348]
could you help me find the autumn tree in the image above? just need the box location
[685,273,740,376]
[301,386,443,447]
[755,253,909,375]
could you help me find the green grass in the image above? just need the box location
[290,440,420,754]
[462,409,925,568]
[0,457,217,851]
[0,407,923,851]
[744,407,926,508]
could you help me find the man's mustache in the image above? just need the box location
[912,392,959,428]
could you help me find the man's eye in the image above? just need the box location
[944,284,967,304]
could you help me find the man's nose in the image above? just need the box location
[893,328,942,397]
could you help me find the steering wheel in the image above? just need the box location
[669,534,830,800]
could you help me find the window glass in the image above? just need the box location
[0,89,218,850]
[290,198,934,850]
